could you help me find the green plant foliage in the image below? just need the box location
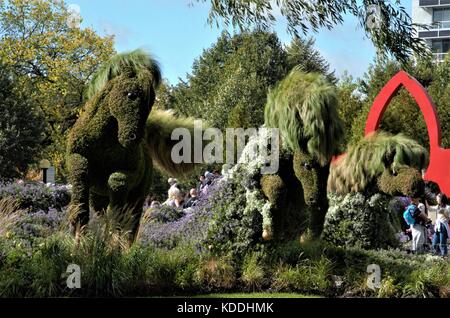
[292,149,330,238]
[285,37,336,83]
[169,31,333,131]
[260,174,286,208]
[328,132,429,195]
[204,167,265,260]
[323,193,402,250]
[0,0,116,181]
[325,133,428,250]
[272,256,334,294]
[0,198,25,237]
[171,31,287,130]
[265,69,344,166]
[2,225,450,297]
[0,64,44,180]
[260,70,344,239]
[377,167,424,198]
[195,257,236,292]
[195,0,427,63]
[241,253,266,291]
[335,73,364,147]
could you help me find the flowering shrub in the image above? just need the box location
[323,193,402,249]
[14,208,68,242]
[137,189,216,249]
[204,171,266,260]
[138,167,267,260]
[0,182,71,212]
[139,132,298,259]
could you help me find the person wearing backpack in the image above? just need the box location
[432,209,450,257]
[404,197,431,254]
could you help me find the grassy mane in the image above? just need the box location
[87,49,161,99]
[146,109,207,178]
[264,68,344,166]
[328,131,429,194]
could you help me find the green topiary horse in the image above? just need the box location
[67,50,201,239]
[328,132,428,197]
[324,132,429,249]
[262,69,344,239]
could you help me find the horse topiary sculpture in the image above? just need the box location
[324,132,429,249]
[328,132,428,197]
[262,69,344,239]
[67,49,202,239]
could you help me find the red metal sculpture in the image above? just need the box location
[364,71,450,197]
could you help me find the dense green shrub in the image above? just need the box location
[0,65,44,180]
[323,193,402,249]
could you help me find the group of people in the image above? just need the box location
[143,170,223,213]
[403,192,450,257]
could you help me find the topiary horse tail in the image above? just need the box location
[146,109,206,177]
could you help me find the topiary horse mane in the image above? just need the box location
[67,49,202,240]
[261,68,344,239]
[265,69,344,166]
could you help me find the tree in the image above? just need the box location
[195,0,428,63]
[336,73,365,146]
[285,37,335,83]
[170,31,332,130]
[0,0,115,180]
[0,64,44,180]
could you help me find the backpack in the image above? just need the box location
[403,205,417,226]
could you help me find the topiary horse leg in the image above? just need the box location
[89,191,109,214]
[67,153,90,233]
[293,150,330,239]
[260,174,286,240]
[310,165,330,239]
[107,171,132,212]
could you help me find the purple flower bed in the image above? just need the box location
[15,207,68,240]
[138,181,224,249]
[0,182,71,212]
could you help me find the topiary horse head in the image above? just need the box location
[67,49,202,239]
[328,132,429,198]
[262,69,344,239]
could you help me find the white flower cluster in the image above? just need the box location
[221,131,274,238]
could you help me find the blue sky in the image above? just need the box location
[71,0,412,84]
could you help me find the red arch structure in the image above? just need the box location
[364,71,450,197]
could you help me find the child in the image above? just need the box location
[432,209,450,257]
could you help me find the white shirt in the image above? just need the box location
[428,205,450,224]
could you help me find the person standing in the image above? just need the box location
[428,193,450,223]
[404,197,431,254]
[432,209,450,257]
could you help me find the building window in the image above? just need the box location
[433,8,450,28]
[432,39,450,53]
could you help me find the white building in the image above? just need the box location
[413,0,450,61]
